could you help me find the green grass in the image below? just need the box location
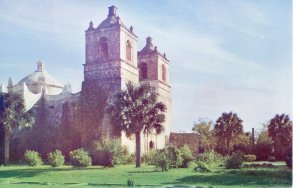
[0,164,292,188]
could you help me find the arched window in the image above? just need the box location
[162,64,166,81]
[99,37,108,59]
[126,40,132,61]
[140,63,147,79]
[149,141,154,149]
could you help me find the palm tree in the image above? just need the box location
[107,82,166,167]
[214,112,243,154]
[0,93,32,164]
[268,114,292,159]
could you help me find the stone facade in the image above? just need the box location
[138,37,172,150]
[82,6,172,153]
[83,6,139,93]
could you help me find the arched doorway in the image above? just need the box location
[149,141,154,150]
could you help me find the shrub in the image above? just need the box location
[123,153,135,165]
[142,150,156,165]
[24,150,43,166]
[194,161,211,173]
[92,138,135,167]
[152,145,193,171]
[240,169,292,179]
[69,148,92,167]
[253,143,272,161]
[179,145,194,168]
[152,149,169,171]
[267,156,276,162]
[233,143,250,154]
[242,163,275,168]
[214,146,227,155]
[127,178,134,186]
[196,151,224,169]
[225,152,243,169]
[285,145,292,168]
[243,154,256,162]
[47,150,65,167]
[197,151,220,163]
[92,139,131,166]
[165,145,182,168]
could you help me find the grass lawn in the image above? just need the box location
[0,163,292,188]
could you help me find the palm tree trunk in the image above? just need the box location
[227,137,231,154]
[146,130,149,153]
[0,126,9,164]
[0,126,4,164]
[4,129,9,164]
[135,132,141,167]
[275,139,282,160]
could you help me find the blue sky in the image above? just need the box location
[0,0,292,132]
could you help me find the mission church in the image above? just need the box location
[0,6,172,154]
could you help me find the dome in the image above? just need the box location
[17,61,63,95]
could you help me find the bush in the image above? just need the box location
[152,149,169,171]
[165,145,182,168]
[196,151,224,169]
[268,156,276,162]
[178,145,194,168]
[253,143,272,161]
[243,154,256,162]
[241,169,291,179]
[214,146,227,155]
[242,163,275,168]
[69,148,92,167]
[142,150,156,165]
[194,161,211,172]
[285,145,292,168]
[123,153,135,165]
[225,152,243,169]
[233,143,250,154]
[92,139,131,166]
[24,150,43,166]
[127,178,134,186]
[47,150,65,167]
[151,145,193,171]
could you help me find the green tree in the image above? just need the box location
[192,118,215,151]
[92,138,130,166]
[232,132,252,154]
[0,93,32,164]
[267,114,292,159]
[257,124,272,144]
[214,112,243,154]
[107,82,166,167]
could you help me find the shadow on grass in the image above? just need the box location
[128,170,161,174]
[164,173,292,186]
[11,182,156,187]
[0,166,103,179]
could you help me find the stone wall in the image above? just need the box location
[169,132,199,154]
[33,92,80,128]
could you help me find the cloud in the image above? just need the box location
[0,1,107,41]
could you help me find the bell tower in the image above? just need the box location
[138,37,172,150]
[82,6,139,95]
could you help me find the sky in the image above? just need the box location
[0,0,293,133]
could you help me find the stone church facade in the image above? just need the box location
[0,6,172,154]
